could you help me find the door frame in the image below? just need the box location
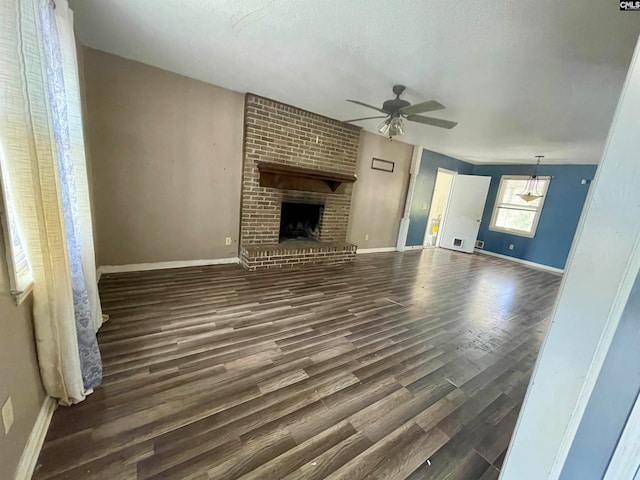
[423,168,456,248]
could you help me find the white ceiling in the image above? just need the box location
[69,0,640,164]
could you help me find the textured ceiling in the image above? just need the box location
[69,0,640,164]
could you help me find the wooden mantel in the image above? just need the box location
[256,161,357,193]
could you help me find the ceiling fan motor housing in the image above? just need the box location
[382,98,411,115]
[383,84,409,115]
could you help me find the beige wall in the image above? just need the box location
[0,250,45,476]
[348,131,413,249]
[82,48,245,266]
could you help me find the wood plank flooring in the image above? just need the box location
[33,249,561,480]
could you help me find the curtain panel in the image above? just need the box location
[53,1,104,333]
[0,0,103,404]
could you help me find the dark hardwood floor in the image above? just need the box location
[34,249,561,480]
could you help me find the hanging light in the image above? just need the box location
[518,155,544,203]
[378,118,390,136]
[378,116,404,139]
[388,117,404,137]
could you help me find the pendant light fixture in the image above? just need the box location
[518,156,545,203]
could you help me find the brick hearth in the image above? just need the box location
[240,94,361,269]
[240,240,357,271]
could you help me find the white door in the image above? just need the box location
[439,175,491,253]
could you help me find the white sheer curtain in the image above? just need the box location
[54,0,104,332]
[0,0,103,405]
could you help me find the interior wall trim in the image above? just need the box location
[397,145,423,251]
[356,247,398,254]
[14,397,57,480]
[475,248,564,274]
[97,257,240,275]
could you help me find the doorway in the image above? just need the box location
[424,169,455,247]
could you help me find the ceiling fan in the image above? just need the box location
[344,85,457,139]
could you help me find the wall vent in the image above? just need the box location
[453,238,463,247]
[475,240,485,249]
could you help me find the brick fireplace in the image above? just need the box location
[240,94,361,270]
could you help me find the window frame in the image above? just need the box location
[0,151,34,306]
[489,175,551,238]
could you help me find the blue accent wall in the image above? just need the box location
[406,149,473,246]
[473,164,597,269]
[405,148,597,270]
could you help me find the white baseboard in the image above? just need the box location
[356,247,398,254]
[475,249,564,274]
[97,257,240,275]
[403,245,426,251]
[15,397,56,480]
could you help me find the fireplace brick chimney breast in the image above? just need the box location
[240,94,361,269]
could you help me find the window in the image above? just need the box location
[0,144,34,304]
[489,175,550,238]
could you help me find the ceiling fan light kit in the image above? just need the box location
[378,117,404,137]
[345,84,457,139]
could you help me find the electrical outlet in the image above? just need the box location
[225,237,232,246]
[509,244,514,250]
[2,396,14,434]
[365,234,369,241]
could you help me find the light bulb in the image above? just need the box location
[378,119,390,135]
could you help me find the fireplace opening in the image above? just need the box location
[279,202,323,241]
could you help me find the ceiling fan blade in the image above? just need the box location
[346,99,387,113]
[344,116,387,123]
[406,115,458,129]
[400,100,445,116]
